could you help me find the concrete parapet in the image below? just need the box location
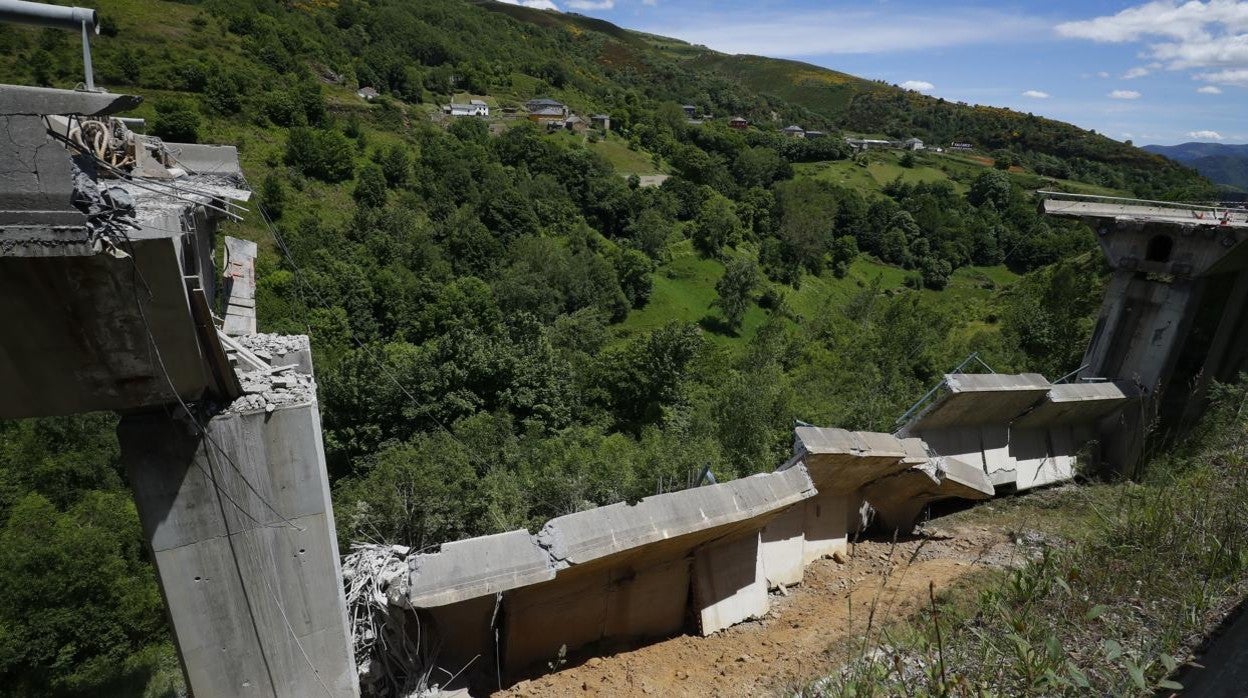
[408,530,555,608]
[120,401,357,697]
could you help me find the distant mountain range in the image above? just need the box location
[1143,142,1248,192]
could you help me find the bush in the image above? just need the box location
[151,99,200,143]
[285,127,356,182]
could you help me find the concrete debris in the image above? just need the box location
[233,332,314,374]
[343,544,434,698]
[225,366,315,413]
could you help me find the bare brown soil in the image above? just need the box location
[494,511,1049,698]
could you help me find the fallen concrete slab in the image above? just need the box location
[863,457,995,533]
[906,373,1052,431]
[537,467,816,568]
[1013,381,1137,429]
[504,468,815,676]
[1009,381,1137,491]
[793,427,913,493]
[408,530,555,608]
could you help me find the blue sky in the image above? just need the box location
[498,0,1248,145]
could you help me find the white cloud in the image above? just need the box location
[1109,89,1143,99]
[1057,1,1248,90]
[1022,89,1051,98]
[566,0,612,8]
[1189,129,1225,139]
[1056,2,1248,43]
[1097,71,1111,78]
[496,0,560,9]
[1198,84,1224,92]
[1197,67,1248,84]
[900,80,935,92]
[1123,66,1150,78]
[638,9,1048,56]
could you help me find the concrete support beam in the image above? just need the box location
[503,555,691,676]
[902,373,1051,487]
[119,401,357,698]
[800,490,850,564]
[692,531,768,635]
[759,504,805,589]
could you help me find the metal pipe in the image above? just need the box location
[80,18,93,90]
[0,1,100,90]
[0,0,97,32]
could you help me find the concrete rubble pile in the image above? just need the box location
[343,544,434,698]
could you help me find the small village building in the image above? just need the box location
[356,86,379,101]
[525,97,568,118]
[564,114,588,133]
[728,116,749,130]
[528,105,567,124]
[805,130,826,139]
[904,137,924,150]
[782,125,806,138]
[591,114,611,131]
[682,104,697,118]
[447,99,490,117]
[844,137,893,151]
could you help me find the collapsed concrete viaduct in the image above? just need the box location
[1042,192,1248,475]
[0,83,358,696]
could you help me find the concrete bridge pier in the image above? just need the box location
[119,399,358,698]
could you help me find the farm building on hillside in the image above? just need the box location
[446,99,489,117]
[904,137,924,150]
[728,116,749,130]
[529,106,567,124]
[525,98,568,117]
[591,114,611,131]
[782,125,806,138]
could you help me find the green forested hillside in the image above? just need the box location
[0,0,1177,694]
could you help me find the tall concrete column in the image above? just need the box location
[119,401,358,697]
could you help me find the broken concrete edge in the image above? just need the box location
[0,83,142,116]
[537,466,816,568]
[408,530,555,608]
[402,466,817,609]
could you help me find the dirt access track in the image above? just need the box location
[495,489,1072,697]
